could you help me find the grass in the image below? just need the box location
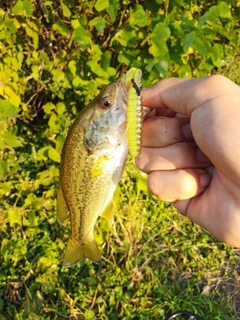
[1,153,240,319]
[1,48,240,320]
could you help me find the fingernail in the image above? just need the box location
[197,148,209,162]
[182,124,194,141]
[200,173,211,188]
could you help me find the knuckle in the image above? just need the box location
[204,74,232,92]
[176,171,197,199]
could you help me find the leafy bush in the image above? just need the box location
[0,0,240,319]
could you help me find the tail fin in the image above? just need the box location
[63,237,102,267]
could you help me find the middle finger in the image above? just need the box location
[142,117,192,148]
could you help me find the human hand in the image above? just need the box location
[136,75,240,247]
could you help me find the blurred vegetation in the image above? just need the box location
[0,0,240,319]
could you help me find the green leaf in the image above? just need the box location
[193,36,207,55]
[107,0,119,23]
[0,182,12,196]
[23,193,42,209]
[2,88,21,108]
[43,102,55,114]
[110,27,136,47]
[5,17,17,33]
[101,51,112,70]
[218,1,231,19]
[0,29,11,40]
[56,135,65,154]
[37,146,49,161]
[155,59,169,76]
[178,64,192,77]
[0,100,18,121]
[68,60,78,76]
[39,52,53,70]
[48,113,61,132]
[1,238,9,260]
[152,22,170,42]
[12,0,33,16]
[107,5,116,23]
[27,20,40,32]
[31,65,39,81]
[208,5,220,20]
[71,26,90,48]
[129,5,148,27]
[37,146,60,162]
[0,8,5,18]
[56,102,66,115]
[87,60,105,77]
[53,20,69,36]
[0,160,7,179]
[150,22,171,56]
[8,208,21,227]
[210,43,224,67]
[60,0,71,18]
[52,69,65,82]
[12,0,24,15]
[84,310,95,320]
[23,0,33,16]
[37,256,58,269]
[1,132,23,148]
[183,31,195,53]
[26,211,39,227]
[149,22,171,57]
[89,17,106,34]
[26,25,39,49]
[95,0,109,12]
[117,49,140,66]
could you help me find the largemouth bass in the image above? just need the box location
[57,75,129,267]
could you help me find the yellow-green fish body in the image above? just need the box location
[57,76,128,267]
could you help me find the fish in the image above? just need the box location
[57,74,129,267]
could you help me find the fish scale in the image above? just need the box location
[57,77,128,267]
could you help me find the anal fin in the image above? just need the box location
[101,201,114,225]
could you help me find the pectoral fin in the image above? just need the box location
[63,236,102,267]
[91,156,110,178]
[57,186,68,225]
[101,201,114,225]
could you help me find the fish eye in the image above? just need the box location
[100,97,112,109]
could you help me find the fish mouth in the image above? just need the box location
[118,72,152,118]
[117,74,128,112]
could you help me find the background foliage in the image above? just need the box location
[0,0,240,319]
